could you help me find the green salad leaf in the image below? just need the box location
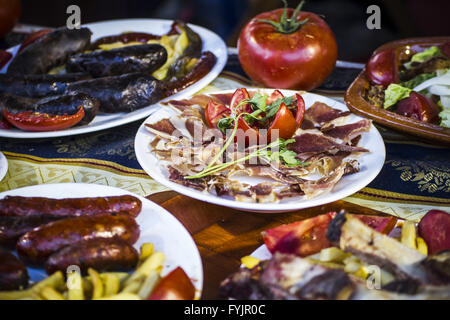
[439,109,450,128]
[383,84,412,109]
[401,72,436,89]
[404,46,442,70]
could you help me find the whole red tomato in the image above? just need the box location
[238,0,338,91]
[0,0,21,37]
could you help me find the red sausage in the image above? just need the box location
[0,195,142,218]
[17,215,140,265]
[0,247,29,290]
[45,238,139,275]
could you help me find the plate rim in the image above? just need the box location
[0,182,204,298]
[134,88,386,213]
[0,151,8,182]
[0,18,228,139]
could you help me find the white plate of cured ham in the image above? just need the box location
[135,89,386,213]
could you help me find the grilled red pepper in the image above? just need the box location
[18,29,52,52]
[3,106,85,132]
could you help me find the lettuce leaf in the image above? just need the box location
[383,84,412,109]
[404,46,442,69]
[439,108,450,128]
[401,72,436,89]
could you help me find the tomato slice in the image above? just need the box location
[205,101,231,128]
[3,107,85,132]
[230,88,252,114]
[0,50,12,69]
[148,267,196,300]
[262,212,337,257]
[265,89,284,105]
[366,48,398,87]
[18,29,52,52]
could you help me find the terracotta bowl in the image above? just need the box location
[344,37,450,145]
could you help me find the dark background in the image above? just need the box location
[12,0,450,62]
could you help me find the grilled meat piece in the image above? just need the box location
[326,211,443,285]
[64,72,163,113]
[0,247,29,290]
[220,252,355,300]
[45,238,139,275]
[7,27,92,75]
[0,195,141,218]
[0,215,62,245]
[16,215,140,265]
[0,73,92,98]
[0,92,99,126]
[66,44,167,78]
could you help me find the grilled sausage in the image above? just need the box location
[16,215,140,265]
[0,73,92,98]
[45,238,139,275]
[64,72,163,113]
[0,215,62,245]
[66,44,167,78]
[0,195,142,218]
[0,247,29,290]
[7,27,92,75]
[1,92,99,126]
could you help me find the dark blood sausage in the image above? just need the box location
[1,92,99,126]
[164,51,217,97]
[90,32,162,49]
[0,73,92,98]
[0,215,62,245]
[64,72,163,113]
[7,27,92,75]
[66,44,167,78]
[45,238,139,275]
[16,214,140,264]
[0,247,29,290]
[0,194,142,218]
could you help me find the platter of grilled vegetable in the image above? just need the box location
[0,183,203,300]
[220,208,450,300]
[135,87,385,212]
[0,19,227,138]
[345,37,450,144]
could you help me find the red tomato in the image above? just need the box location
[205,89,305,145]
[262,212,337,257]
[395,91,439,123]
[3,107,85,132]
[148,267,196,300]
[0,50,12,69]
[366,48,399,87]
[19,29,52,52]
[238,1,337,91]
[354,215,397,234]
[205,101,231,128]
[0,0,21,38]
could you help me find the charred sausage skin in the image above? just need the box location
[16,215,140,265]
[0,247,29,290]
[45,238,139,275]
[0,195,142,218]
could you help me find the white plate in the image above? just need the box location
[0,183,203,299]
[135,89,386,213]
[0,152,8,182]
[0,18,228,139]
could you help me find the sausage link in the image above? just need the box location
[0,215,62,245]
[45,238,139,275]
[0,195,142,218]
[0,248,29,290]
[16,215,140,265]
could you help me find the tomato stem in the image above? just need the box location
[255,0,309,34]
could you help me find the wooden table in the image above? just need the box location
[146,191,391,300]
